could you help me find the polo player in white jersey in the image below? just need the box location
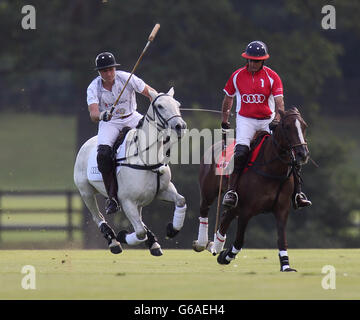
[87,52,157,214]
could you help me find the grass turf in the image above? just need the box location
[0,249,359,300]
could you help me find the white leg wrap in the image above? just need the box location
[226,246,241,262]
[125,232,148,246]
[211,231,226,254]
[173,205,186,231]
[279,250,290,270]
[232,246,241,254]
[197,217,209,246]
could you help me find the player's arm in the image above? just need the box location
[221,94,234,125]
[274,96,284,121]
[88,103,101,123]
[88,103,112,122]
[141,84,157,101]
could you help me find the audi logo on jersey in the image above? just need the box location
[241,94,266,103]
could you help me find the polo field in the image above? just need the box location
[1,249,359,300]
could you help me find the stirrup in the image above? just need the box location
[105,197,119,215]
[222,190,238,208]
[293,192,312,210]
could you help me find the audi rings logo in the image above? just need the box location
[242,94,266,103]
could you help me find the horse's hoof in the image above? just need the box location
[109,239,122,254]
[282,267,297,272]
[192,240,206,252]
[150,246,163,257]
[217,249,231,265]
[116,230,129,244]
[166,222,179,239]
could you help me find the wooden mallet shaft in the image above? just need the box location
[110,23,160,114]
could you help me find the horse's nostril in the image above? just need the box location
[175,124,182,131]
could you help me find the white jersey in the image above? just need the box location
[87,71,146,120]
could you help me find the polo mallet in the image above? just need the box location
[213,128,227,253]
[110,23,160,115]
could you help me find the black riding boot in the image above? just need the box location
[222,144,249,208]
[97,145,119,215]
[293,166,312,210]
[102,169,119,214]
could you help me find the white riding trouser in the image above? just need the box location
[97,111,143,147]
[235,115,273,147]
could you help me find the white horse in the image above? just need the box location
[74,88,187,255]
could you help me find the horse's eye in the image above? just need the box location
[157,104,164,109]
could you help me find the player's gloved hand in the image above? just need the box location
[99,110,112,122]
[269,119,280,132]
[221,121,231,134]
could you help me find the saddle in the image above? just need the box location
[112,126,132,157]
[250,131,270,151]
[244,131,270,173]
[215,131,270,176]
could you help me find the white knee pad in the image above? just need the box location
[173,205,187,231]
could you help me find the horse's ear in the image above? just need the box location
[148,89,158,101]
[167,87,175,97]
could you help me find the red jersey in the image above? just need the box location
[223,65,283,119]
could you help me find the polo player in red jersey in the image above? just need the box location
[221,40,312,209]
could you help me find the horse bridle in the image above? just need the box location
[145,93,183,131]
[272,112,308,164]
[124,93,181,165]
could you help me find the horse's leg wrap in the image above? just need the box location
[197,217,208,246]
[144,227,163,256]
[99,222,122,254]
[279,250,297,272]
[172,204,186,231]
[217,246,240,265]
[125,232,148,245]
[211,230,226,255]
[227,246,241,261]
[193,217,210,252]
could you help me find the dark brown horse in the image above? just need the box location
[193,107,310,272]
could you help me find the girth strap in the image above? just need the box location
[116,162,163,171]
[116,162,164,197]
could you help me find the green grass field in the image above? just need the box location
[0,249,359,300]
